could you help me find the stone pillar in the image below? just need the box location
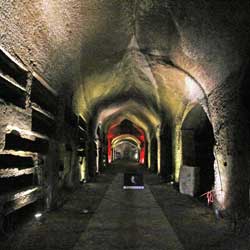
[147,140,151,169]
[79,156,86,181]
[172,124,182,182]
[112,148,115,161]
[156,127,161,175]
[87,138,97,177]
[209,79,250,219]
[95,138,100,173]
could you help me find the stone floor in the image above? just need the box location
[74,173,183,250]
[1,161,250,250]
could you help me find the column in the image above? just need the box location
[156,126,161,175]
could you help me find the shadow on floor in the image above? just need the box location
[1,161,250,250]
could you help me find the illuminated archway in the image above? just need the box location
[112,140,139,161]
[112,134,141,162]
[112,134,141,148]
[107,120,145,165]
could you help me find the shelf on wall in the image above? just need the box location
[0,46,28,88]
[31,103,56,137]
[31,73,58,116]
[65,105,78,127]
[0,186,42,215]
[0,173,36,195]
[78,116,87,131]
[0,151,35,163]
[0,71,26,108]
[31,103,55,121]
[4,131,49,154]
[5,125,49,141]
[0,167,37,178]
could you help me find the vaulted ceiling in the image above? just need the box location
[1,0,250,132]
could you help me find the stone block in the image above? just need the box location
[179,165,200,196]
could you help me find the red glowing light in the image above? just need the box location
[107,120,146,165]
[108,138,112,163]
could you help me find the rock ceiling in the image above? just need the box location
[1,0,250,135]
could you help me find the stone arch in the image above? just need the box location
[112,140,139,162]
[180,104,215,196]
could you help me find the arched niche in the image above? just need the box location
[181,104,215,196]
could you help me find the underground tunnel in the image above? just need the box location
[0,1,250,250]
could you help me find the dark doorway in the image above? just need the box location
[150,137,158,173]
[182,105,215,195]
